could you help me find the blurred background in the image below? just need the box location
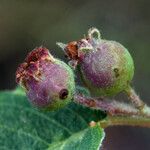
[0,0,149,149]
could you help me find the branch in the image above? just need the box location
[99,115,150,128]
[73,93,150,128]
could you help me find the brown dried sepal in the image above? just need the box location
[64,37,91,62]
[16,47,55,90]
[65,41,78,60]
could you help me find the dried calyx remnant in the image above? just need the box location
[57,27,147,113]
[16,47,75,110]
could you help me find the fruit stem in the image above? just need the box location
[99,115,150,128]
[74,93,150,128]
[74,93,137,116]
[126,86,148,113]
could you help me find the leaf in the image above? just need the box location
[0,88,106,150]
[48,125,105,150]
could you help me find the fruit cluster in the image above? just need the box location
[16,28,145,116]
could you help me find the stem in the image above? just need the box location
[142,105,150,117]
[99,115,150,128]
[73,93,150,117]
[74,93,150,128]
[125,86,145,110]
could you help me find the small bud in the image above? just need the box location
[16,46,75,110]
[89,121,96,127]
[58,28,134,97]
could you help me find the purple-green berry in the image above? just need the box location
[58,28,134,97]
[80,40,134,96]
[16,47,75,110]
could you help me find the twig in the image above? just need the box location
[73,93,150,128]
[99,115,150,128]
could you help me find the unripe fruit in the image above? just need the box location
[57,28,134,97]
[16,47,75,110]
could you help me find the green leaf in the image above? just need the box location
[0,88,106,150]
[48,125,105,150]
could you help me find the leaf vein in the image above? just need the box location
[0,103,72,135]
[0,124,49,146]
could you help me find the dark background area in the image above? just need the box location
[0,0,150,149]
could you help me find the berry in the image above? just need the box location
[16,47,75,110]
[57,28,134,96]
